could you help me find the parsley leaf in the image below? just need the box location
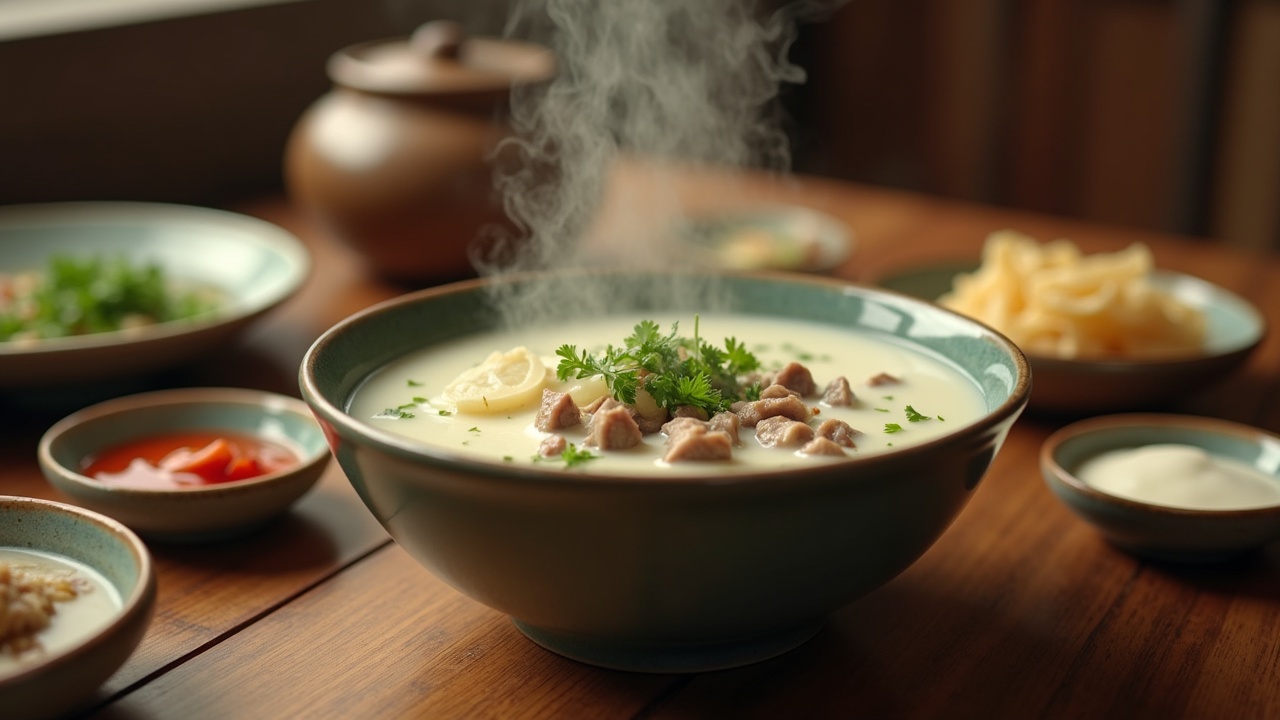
[562,444,598,467]
[534,443,599,468]
[904,405,933,422]
[555,318,761,417]
[884,423,904,434]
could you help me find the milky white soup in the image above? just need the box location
[0,548,122,676]
[348,314,987,475]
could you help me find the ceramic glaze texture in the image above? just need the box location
[301,272,1030,672]
[284,22,555,282]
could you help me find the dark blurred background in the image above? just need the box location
[1,0,1276,248]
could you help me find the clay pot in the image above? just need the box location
[285,22,555,283]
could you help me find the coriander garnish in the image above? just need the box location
[555,318,761,417]
[534,443,599,468]
[884,423,903,434]
[904,405,933,422]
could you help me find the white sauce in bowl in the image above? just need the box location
[1077,443,1280,510]
[0,547,122,676]
[347,313,988,475]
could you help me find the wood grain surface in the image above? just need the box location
[4,166,1278,719]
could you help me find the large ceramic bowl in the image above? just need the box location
[39,387,331,542]
[872,262,1265,414]
[0,496,156,720]
[0,202,309,389]
[300,272,1030,672]
[1042,413,1280,562]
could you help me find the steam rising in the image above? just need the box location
[475,0,824,325]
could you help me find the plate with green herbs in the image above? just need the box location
[0,202,308,388]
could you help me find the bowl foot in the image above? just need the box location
[511,618,826,673]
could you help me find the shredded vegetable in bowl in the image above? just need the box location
[0,255,220,344]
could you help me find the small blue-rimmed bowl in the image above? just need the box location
[38,387,331,543]
[1041,413,1280,561]
[0,496,156,720]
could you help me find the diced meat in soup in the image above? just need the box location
[759,383,797,399]
[633,414,667,435]
[534,389,581,432]
[868,372,900,387]
[754,416,816,448]
[538,434,567,457]
[589,396,624,415]
[736,394,810,427]
[349,313,991,474]
[822,376,854,406]
[663,425,734,462]
[661,416,705,439]
[592,396,664,435]
[772,362,816,397]
[815,418,859,448]
[708,412,741,445]
[801,437,847,457]
[672,405,709,421]
[586,406,644,450]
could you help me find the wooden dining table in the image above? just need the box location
[4,166,1280,719]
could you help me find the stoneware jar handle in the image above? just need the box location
[411,20,465,60]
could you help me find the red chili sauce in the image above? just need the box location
[82,431,299,489]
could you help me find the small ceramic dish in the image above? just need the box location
[677,205,853,272]
[38,387,331,542]
[0,495,156,720]
[0,202,310,389]
[873,262,1265,414]
[1041,413,1280,561]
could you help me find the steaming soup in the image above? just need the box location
[348,314,987,475]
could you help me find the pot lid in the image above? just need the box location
[328,21,555,97]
